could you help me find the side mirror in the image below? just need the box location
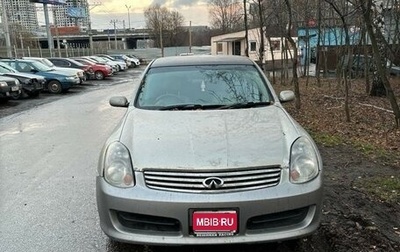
[279,90,295,103]
[109,96,129,107]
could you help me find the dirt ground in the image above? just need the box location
[276,76,400,252]
[1,76,399,252]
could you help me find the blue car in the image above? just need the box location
[0,59,80,94]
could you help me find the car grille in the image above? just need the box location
[246,206,310,231]
[116,211,181,234]
[143,166,281,193]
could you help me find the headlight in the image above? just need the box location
[65,76,76,80]
[0,81,7,87]
[290,137,319,183]
[103,142,134,188]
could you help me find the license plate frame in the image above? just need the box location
[191,210,238,237]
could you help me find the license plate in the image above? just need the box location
[192,210,237,237]
[11,86,19,91]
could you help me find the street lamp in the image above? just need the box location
[125,5,131,31]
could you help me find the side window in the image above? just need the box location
[271,40,281,51]
[250,42,257,52]
[53,59,67,67]
[17,62,32,72]
[217,43,223,54]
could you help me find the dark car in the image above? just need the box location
[341,54,400,77]
[0,62,44,99]
[0,59,80,94]
[47,57,95,82]
[0,75,22,102]
[73,58,113,80]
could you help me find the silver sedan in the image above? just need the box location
[96,55,323,245]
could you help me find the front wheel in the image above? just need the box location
[95,71,105,80]
[47,80,63,94]
[10,91,21,100]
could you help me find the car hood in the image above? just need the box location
[118,106,303,171]
[53,67,82,74]
[2,72,45,80]
[35,70,74,78]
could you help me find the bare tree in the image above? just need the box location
[358,0,400,126]
[144,4,184,48]
[284,0,301,109]
[208,0,244,33]
[164,10,185,46]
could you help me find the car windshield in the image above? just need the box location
[91,56,107,63]
[136,65,273,110]
[0,63,15,73]
[38,58,55,68]
[31,61,53,71]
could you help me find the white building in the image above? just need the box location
[0,0,39,32]
[211,28,298,67]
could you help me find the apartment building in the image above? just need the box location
[52,0,90,29]
[0,0,39,33]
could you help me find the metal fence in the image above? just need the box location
[0,45,108,58]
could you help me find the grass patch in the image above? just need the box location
[308,131,344,147]
[355,176,400,203]
[353,141,396,164]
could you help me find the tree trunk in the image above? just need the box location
[284,0,300,109]
[360,0,400,126]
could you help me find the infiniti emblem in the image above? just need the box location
[202,177,224,189]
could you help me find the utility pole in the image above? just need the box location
[125,5,131,31]
[88,2,101,55]
[110,19,118,50]
[160,23,164,57]
[43,3,54,57]
[53,7,62,57]
[189,21,192,53]
[1,0,12,57]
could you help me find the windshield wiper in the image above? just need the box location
[218,101,272,110]
[158,104,221,111]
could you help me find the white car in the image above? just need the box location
[95,55,127,71]
[96,55,323,245]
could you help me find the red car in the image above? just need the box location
[73,58,113,80]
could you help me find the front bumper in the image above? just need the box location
[96,170,323,245]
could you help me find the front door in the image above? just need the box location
[232,41,241,55]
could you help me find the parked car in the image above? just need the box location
[341,54,400,77]
[125,55,141,67]
[80,56,119,74]
[72,58,113,80]
[110,54,140,68]
[47,57,95,81]
[95,55,128,71]
[96,55,323,245]
[97,54,132,68]
[0,59,80,94]
[0,75,22,102]
[0,62,44,99]
[22,57,86,84]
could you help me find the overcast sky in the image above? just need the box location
[37,0,210,30]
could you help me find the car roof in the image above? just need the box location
[1,58,38,63]
[149,55,255,68]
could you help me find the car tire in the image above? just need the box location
[47,80,63,94]
[95,71,105,80]
[27,90,40,98]
[117,65,121,71]
[10,91,21,100]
